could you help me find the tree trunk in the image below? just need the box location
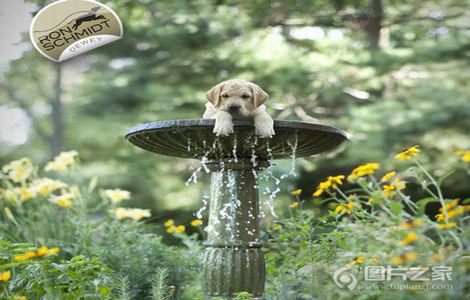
[49,63,63,157]
[366,0,383,52]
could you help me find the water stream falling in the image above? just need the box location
[196,191,209,219]
[185,151,210,186]
[186,133,299,233]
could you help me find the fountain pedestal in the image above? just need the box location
[126,119,347,298]
[204,160,267,297]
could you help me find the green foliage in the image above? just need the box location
[150,268,172,300]
[263,154,469,299]
[0,155,202,299]
[0,239,114,299]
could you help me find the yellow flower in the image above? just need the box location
[435,213,445,222]
[57,151,78,165]
[437,222,456,230]
[114,208,128,220]
[175,225,185,233]
[352,256,364,264]
[14,246,60,261]
[380,171,396,182]
[2,158,33,183]
[345,201,355,209]
[191,219,203,227]
[334,203,352,215]
[45,150,78,172]
[127,208,151,221]
[328,175,345,187]
[395,145,420,160]
[164,219,174,227]
[44,160,66,172]
[18,187,35,202]
[0,271,11,282]
[312,175,345,197]
[0,187,36,203]
[447,206,465,219]
[50,194,73,208]
[399,219,423,230]
[104,189,131,203]
[400,232,418,245]
[392,252,417,265]
[335,205,347,214]
[31,178,67,196]
[383,179,406,197]
[454,149,470,162]
[312,181,330,197]
[166,225,176,233]
[439,199,459,213]
[289,201,299,208]
[14,297,27,300]
[347,163,380,181]
[114,208,151,221]
[273,224,282,230]
[290,189,302,196]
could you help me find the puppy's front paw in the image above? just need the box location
[213,121,234,137]
[255,119,275,139]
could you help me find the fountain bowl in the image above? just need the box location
[126,119,347,160]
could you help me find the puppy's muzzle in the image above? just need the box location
[228,103,241,113]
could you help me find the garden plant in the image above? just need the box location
[0,146,468,299]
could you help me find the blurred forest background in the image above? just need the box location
[1,0,469,234]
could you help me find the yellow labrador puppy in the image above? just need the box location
[203,79,275,138]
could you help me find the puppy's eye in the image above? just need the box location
[241,94,251,100]
[221,94,229,98]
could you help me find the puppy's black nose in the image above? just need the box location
[228,104,241,112]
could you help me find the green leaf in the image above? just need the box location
[390,201,404,215]
[416,197,440,216]
[437,170,455,187]
[97,284,111,295]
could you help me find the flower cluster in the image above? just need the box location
[2,158,33,183]
[164,219,186,233]
[312,175,345,197]
[434,199,469,229]
[283,144,468,271]
[44,151,78,172]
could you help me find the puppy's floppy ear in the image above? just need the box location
[248,82,268,108]
[206,82,225,107]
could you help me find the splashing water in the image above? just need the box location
[280,133,298,180]
[185,151,210,185]
[232,135,239,162]
[196,191,209,219]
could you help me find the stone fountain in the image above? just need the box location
[126,119,347,298]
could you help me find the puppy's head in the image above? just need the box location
[206,79,268,117]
